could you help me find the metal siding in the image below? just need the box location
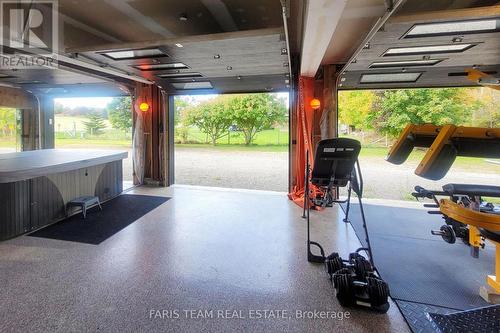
[0,161,123,240]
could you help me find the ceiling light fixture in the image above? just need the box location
[369,59,444,68]
[100,48,167,60]
[214,54,221,59]
[172,81,212,90]
[226,66,232,70]
[404,19,499,38]
[360,72,422,84]
[179,13,188,21]
[383,43,475,56]
[157,72,203,79]
[452,37,463,43]
[133,62,189,71]
[175,43,183,48]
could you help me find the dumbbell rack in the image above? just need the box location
[303,152,390,313]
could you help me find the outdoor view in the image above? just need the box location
[174,93,289,191]
[0,107,19,154]
[3,88,497,199]
[338,87,500,200]
[54,97,133,186]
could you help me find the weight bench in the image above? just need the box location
[67,196,102,219]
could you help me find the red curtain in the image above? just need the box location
[288,76,322,208]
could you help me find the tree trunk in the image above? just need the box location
[211,137,217,146]
[244,133,251,145]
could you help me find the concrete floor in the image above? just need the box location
[0,185,409,333]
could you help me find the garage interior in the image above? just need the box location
[0,1,499,332]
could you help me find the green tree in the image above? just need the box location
[368,88,477,137]
[465,87,500,128]
[184,96,233,145]
[0,108,16,137]
[83,112,107,135]
[338,90,374,132]
[229,93,287,145]
[107,97,132,133]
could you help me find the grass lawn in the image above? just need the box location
[0,139,16,148]
[55,138,131,149]
[176,143,288,152]
[176,126,289,146]
[54,115,111,132]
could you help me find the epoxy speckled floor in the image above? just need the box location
[0,185,409,332]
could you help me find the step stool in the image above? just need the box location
[67,196,102,219]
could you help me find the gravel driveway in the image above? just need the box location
[175,147,289,192]
[175,147,500,199]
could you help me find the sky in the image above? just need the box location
[55,97,113,109]
[55,92,290,109]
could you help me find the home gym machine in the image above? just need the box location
[304,138,390,312]
[388,124,500,304]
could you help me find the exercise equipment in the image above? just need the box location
[304,138,390,312]
[387,124,500,180]
[390,123,500,302]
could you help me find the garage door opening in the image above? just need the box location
[0,107,20,154]
[54,96,134,189]
[338,87,500,201]
[173,92,289,192]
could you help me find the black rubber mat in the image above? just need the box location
[343,203,494,330]
[29,194,170,245]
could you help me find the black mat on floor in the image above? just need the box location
[396,301,456,333]
[343,203,494,331]
[29,194,170,245]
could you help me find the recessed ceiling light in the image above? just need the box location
[283,62,289,67]
[369,59,444,68]
[404,19,499,38]
[175,43,183,48]
[452,37,463,43]
[179,13,188,21]
[214,54,221,59]
[226,66,232,70]
[237,75,242,80]
[133,62,189,71]
[360,72,422,84]
[281,48,288,55]
[383,44,475,56]
[100,48,167,60]
[157,72,203,79]
[172,81,212,90]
